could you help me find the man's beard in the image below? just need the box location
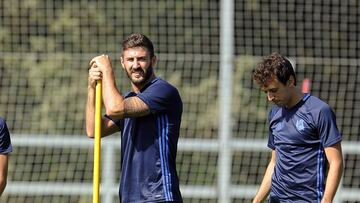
[126,65,154,86]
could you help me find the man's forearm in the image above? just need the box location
[321,161,343,203]
[85,86,96,137]
[101,68,125,117]
[322,143,343,203]
[253,165,273,203]
[0,155,8,196]
[0,179,6,196]
[253,152,275,203]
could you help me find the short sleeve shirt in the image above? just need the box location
[113,77,183,203]
[267,94,342,202]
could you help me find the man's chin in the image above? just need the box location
[131,77,146,85]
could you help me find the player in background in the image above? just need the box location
[252,53,343,203]
[0,117,13,196]
[86,33,183,203]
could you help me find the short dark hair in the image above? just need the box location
[253,52,296,87]
[122,33,155,58]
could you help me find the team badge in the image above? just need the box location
[296,119,305,131]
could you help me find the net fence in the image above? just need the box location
[0,0,359,202]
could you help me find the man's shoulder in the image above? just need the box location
[146,77,181,98]
[305,95,332,112]
[151,77,178,91]
[307,94,328,106]
[302,95,337,126]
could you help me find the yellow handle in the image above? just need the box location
[93,80,102,203]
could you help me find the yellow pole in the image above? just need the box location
[93,80,102,203]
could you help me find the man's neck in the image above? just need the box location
[285,88,304,109]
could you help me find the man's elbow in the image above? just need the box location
[86,133,94,138]
[86,129,94,138]
[0,178,7,195]
[105,106,124,118]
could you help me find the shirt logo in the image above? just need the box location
[296,119,305,131]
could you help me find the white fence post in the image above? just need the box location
[218,0,234,202]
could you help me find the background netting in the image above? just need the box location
[0,0,359,202]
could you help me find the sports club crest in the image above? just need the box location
[295,119,305,131]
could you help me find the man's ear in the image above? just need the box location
[287,75,296,87]
[151,55,157,67]
[120,56,125,69]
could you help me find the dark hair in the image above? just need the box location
[253,52,296,87]
[122,33,155,58]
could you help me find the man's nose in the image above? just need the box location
[132,59,141,68]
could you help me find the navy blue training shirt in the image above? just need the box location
[113,77,183,203]
[268,93,342,202]
[0,117,12,154]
